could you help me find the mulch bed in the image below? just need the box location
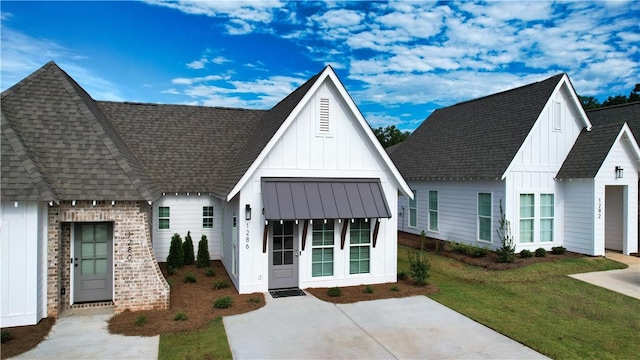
[1,317,55,359]
[307,280,438,304]
[398,231,583,270]
[108,260,264,336]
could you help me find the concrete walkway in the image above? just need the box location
[569,251,640,300]
[224,294,548,359]
[13,308,158,360]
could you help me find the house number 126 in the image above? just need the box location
[245,227,250,249]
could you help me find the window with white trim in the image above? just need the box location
[409,190,417,228]
[312,220,334,277]
[349,219,371,274]
[203,206,214,229]
[520,194,535,243]
[478,193,492,242]
[428,190,438,232]
[540,194,554,242]
[158,207,170,230]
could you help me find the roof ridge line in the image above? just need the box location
[1,61,57,99]
[587,101,640,112]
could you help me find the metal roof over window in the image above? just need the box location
[261,178,391,221]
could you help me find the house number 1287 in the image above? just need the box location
[245,227,250,249]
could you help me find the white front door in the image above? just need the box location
[269,221,298,289]
[74,223,113,303]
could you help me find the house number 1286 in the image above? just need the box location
[245,227,250,249]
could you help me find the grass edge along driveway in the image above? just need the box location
[397,245,640,360]
[159,247,639,359]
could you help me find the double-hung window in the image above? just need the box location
[520,194,535,243]
[428,190,438,232]
[540,194,554,242]
[311,220,334,277]
[158,207,170,230]
[478,193,492,242]
[349,219,371,274]
[409,190,417,228]
[203,206,214,229]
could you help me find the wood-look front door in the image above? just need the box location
[74,223,113,303]
[269,221,298,289]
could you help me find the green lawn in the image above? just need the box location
[158,317,231,360]
[399,245,640,360]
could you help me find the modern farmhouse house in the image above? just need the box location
[1,62,411,327]
[391,74,640,257]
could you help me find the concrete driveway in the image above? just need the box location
[224,294,547,359]
[569,252,640,300]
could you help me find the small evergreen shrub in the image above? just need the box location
[196,235,211,268]
[184,272,196,283]
[364,285,374,294]
[551,246,566,255]
[174,312,188,321]
[183,231,195,266]
[248,296,261,304]
[451,242,471,254]
[327,287,342,297]
[535,248,547,257]
[520,249,533,258]
[1,329,11,343]
[408,231,430,286]
[213,280,229,289]
[397,271,407,281]
[167,266,176,276]
[166,233,184,269]
[204,267,216,277]
[214,296,233,309]
[469,245,489,258]
[134,314,147,327]
[390,285,400,292]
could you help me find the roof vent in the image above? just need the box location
[317,97,333,136]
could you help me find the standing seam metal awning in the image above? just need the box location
[261,178,391,221]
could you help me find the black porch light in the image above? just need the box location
[615,166,624,179]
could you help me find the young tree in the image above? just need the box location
[196,234,211,268]
[183,231,195,266]
[167,233,184,269]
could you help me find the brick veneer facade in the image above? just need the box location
[47,201,169,317]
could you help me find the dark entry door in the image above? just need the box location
[269,221,298,289]
[74,223,113,303]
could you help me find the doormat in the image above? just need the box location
[269,288,306,298]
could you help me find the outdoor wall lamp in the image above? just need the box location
[245,204,252,220]
[615,166,624,179]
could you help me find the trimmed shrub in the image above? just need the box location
[134,315,147,327]
[174,312,188,321]
[204,267,216,277]
[196,235,211,268]
[327,287,342,297]
[451,242,471,254]
[166,233,184,269]
[520,249,533,258]
[184,272,196,283]
[469,245,489,258]
[535,248,547,257]
[364,285,374,294]
[1,329,11,343]
[248,296,261,304]
[551,246,567,255]
[214,296,233,309]
[183,231,195,266]
[408,231,430,286]
[213,280,229,289]
[397,271,407,281]
[390,285,400,292]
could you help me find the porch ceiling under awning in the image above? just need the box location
[261,178,391,221]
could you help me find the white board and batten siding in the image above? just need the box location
[1,201,48,327]
[399,180,505,249]
[233,79,401,294]
[563,179,595,254]
[152,195,222,261]
[593,132,639,255]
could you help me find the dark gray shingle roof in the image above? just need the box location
[390,74,565,179]
[1,62,161,201]
[556,123,625,179]
[588,102,640,142]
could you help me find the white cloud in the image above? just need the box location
[187,58,208,69]
[171,74,227,85]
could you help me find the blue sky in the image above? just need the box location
[1,1,639,132]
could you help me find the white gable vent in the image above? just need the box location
[316,97,334,137]
[553,100,562,131]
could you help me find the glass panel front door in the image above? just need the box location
[269,221,298,289]
[74,223,113,303]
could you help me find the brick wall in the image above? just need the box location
[47,201,169,316]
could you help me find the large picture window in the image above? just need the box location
[478,193,492,242]
[428,190,438,232]
[409,190,417,228]
[349,219,371,274]
[540,194,554,242]
[520,194,535,243]
[158,207,170,230]
[311,220,334,277]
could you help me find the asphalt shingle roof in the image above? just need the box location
[1,62,161,201]
[390,73,565,179]
[588,102,640,142]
